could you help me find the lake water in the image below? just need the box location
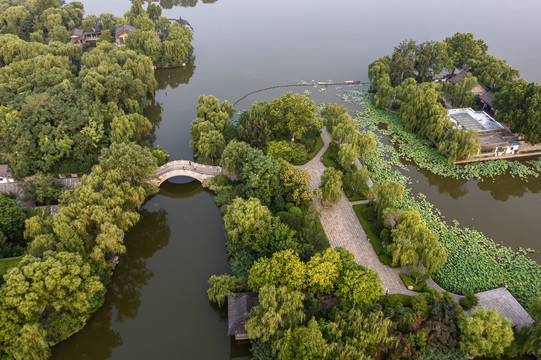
[52,1,541,358]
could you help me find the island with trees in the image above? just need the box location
[202,91,541,359]
[369,32,541,163]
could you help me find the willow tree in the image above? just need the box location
[320,167,343,207]
[245,285,306,342]
[390,209,447,280]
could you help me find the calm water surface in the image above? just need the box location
[53,0,541,358]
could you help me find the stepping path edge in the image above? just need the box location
[296,127,533,328]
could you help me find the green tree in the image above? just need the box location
[369,180,403,220]
[320,309,395,358]
[49,25,69,43]
[0,251,104,354]
[245,285,306,342]
[338,142,358,167]
[247,249,306,292]
[495,80,541,144]
[238,113,271,150]
[390,39,417,85]
[468,54,519,90]
[5,323,50,360]
[151,145,170,166]
[224,197,273,246]
[442,73,478,108]
[306,248,342,293]
[274,317,328,360]
[207,274,243,308]
[279,162,313,206]
[110,113,152,143]
[0,194,26,244]
[319,167,342,207]
[221,140,259,178]
[527,293,541,356]
[22,173,64,206]
[320,103,348,131]
[99,142,158,186]
[252,218,298,257]
[415,41,449,82]
[269,92,321,141]
[390,209,447,279]
[444,32,488,73]
[197,129,225,163]
[161,22,193,65]
[457,309,514,358]
[343,168,370,197]
[334,263,382,308]
[368,56,391,91]
[241,151,281,206]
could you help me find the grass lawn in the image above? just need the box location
[353,203,396,267]
[322,145,340,169]
[352,203,382,254]
[344,187,366,202]
[0,256,22,282]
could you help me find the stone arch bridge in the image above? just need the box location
[150,160,225,186]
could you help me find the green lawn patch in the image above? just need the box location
[399,273,430,292]
[352,203,382,255]
[322,145,340,169]
[0,256,22,283]
[378,253,393,266]
[344,187,366,201]
[308,135,324,161]
[381,293,413,307]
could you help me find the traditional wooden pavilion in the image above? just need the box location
[227,292,259,341]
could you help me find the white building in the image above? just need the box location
[447,108,520,156]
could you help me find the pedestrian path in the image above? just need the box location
[296,127,535,327]
[297,128,415,295]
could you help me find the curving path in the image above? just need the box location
[150,160,224,186]
[296,128,416,295]
[296,127,532,327]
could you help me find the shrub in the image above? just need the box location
[266,140,307,163]
[459,290,479,310]
[383,293,413,308]
[151,145,170,166]
[207,274,243,308]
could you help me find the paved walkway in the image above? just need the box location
[296,127,533,326]
[297,128,415,295]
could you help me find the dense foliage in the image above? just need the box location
[0,194,27,257]
[0,142,158,358]
[368,32,541,160]
[342,91,541,306]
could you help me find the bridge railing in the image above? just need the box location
[155,160,223,177]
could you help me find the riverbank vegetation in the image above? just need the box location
[0,143,160,358]
[0,2,175,358]
[0,0,191,178]
[338,91,541,310]
[202,96,535,359]
[368,32,541,162]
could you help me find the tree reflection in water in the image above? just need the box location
[51,209,171,360]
